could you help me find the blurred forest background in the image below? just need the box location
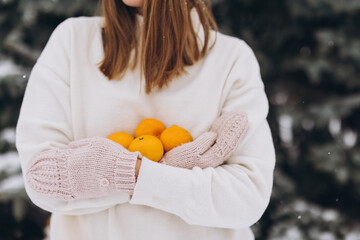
[1,0,360,239]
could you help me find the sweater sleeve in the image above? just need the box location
[15,19,130,215]
[129,40,276,229]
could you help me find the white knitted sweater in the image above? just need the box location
[15,8,276,240]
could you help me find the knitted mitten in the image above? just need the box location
[197,111,249,168]
[159,132,217,168]
[160,111,249,169]
[26,136,142,201]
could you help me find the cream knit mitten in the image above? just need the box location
[160,111,249,169]
[159,132,218,168]
[26,137,141,201]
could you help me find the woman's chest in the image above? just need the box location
[69,63,226,140]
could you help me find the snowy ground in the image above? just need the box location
[0,127,23,195]
[0,55,28,78]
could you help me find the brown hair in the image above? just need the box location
[99,0,218,94]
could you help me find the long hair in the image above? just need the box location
[99,0,218,94]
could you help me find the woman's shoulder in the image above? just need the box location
[204,30,259,71]
[45,16,104,54]
[48,16,103,42]
[37,16,104,65]
[55,16,104,32]
[213,31,256,59]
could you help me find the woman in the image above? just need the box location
[15,0,276,239]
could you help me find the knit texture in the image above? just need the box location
[160,111,249,169]
[26,137,141,201]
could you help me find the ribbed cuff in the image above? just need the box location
[113,150,139,195]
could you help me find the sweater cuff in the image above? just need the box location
[113,150,138,195]
[129,156,193,210]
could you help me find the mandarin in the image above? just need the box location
[135,118,166,138]
[108,132,134,149]
[129,135,164,162]
[160,125,193,152]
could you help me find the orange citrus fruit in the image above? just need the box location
[160,125,193,152]
[135,118,166,138]
[107,132,134,149]
[129,135,164,162]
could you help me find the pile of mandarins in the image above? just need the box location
[107,119,193,162]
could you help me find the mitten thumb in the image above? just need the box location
[159,131,217,168]
[193,131,217,154]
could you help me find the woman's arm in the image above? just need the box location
[160,111,249,169]
[128,41,276,229]
[16,19,134,215]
